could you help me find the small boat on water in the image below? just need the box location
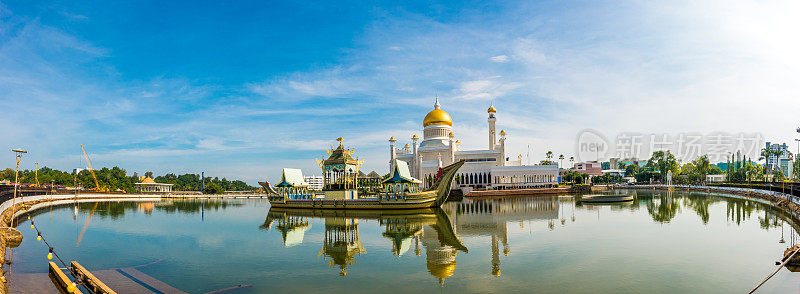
[260,139,465,210]
[579,194,634,203]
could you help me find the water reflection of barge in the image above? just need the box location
[262,207,468,277]
[262,196,562,282]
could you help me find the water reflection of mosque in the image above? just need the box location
[262,196,563,285]
[443,196,560,277]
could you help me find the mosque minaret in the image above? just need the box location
[390,98,558,192]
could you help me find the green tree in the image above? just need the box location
[203,182,224,194]
[692,155,710,184]
[707,165,723,175]
[772,169,784,182]
[624,164,639,177]
[647,151,678,183]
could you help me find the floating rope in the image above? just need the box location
[29,216,83,293]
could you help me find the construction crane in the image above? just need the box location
[80,144,103,192]
[77,144,103,246]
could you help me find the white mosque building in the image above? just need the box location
[389,99,559,192]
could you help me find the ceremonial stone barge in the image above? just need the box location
[260,139,465,209]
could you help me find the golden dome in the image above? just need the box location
[423,98,452,127]
[389,137,396,141]
[412,134,419,139]
[455,140,460,144]
[404,143,410,148]
[427,262,456,280]
[499,130,506,136]
[488,105,497,113]
[423,109,452,127]
[448,132,454,137]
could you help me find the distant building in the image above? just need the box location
[303,175,324,191]
[135,177,173,193]
[706,174,726,183]
[489,165,559,189]
[766,142,793,178]
[573,162,602,176]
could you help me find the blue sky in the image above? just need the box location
[1,0,798,184]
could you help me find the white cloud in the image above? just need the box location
[489,55,509,63]
[453,78,521,101]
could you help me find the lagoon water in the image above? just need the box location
[9,190,800,293]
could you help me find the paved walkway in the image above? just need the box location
[9,265,186,294]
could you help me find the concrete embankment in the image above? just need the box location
[163,193,268,199]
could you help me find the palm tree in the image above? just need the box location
[760,147,775,173]
[558,154,565,169]
[546,151,553,164]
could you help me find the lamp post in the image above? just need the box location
[11,149,27,228]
